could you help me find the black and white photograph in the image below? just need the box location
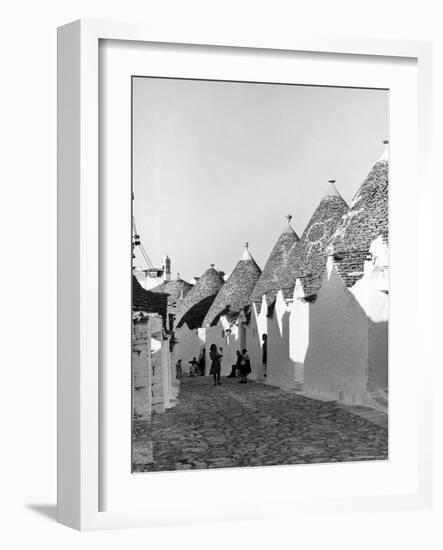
[5,0,440,543]
[131,76,389,473]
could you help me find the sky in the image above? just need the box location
[133,77,388,282]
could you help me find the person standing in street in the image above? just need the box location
[209,344,223,386]
[239,348,251,384]
[228,350,242,378]
[198,348,206,376]
[175,359,183,379]
[262,333,268,379]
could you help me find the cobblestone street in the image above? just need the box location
[133,377,388,472]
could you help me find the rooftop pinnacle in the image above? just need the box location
[242,242,253,261]
[324,179,343,199]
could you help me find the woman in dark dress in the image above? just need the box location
[209,344,223,386]
[235,350,243,378]
[239,348,251,384]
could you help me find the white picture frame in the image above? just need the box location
[57,19,433,531]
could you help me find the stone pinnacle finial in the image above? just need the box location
[177,272,180,279]
[379,140,389,162]
[242,242,253,261]
[325,179,341,198]
[283,213,295,234]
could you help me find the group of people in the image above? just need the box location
[175,345,252,386]
[175,334,268,386]
[175,355,205,379]
[209,344,251,385]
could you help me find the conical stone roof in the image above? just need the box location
[328,143,389,287]
[251,216,300,312]
[203,244,262,327]
[175,265,225,329]
[150,275,193,314]
[132,275,168,323]
[288,180,348,298]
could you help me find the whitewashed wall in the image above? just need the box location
[266,291,296,389]
[244,309,261,380]
[303,239,389,405]
[303,266,369,404]
[246,299,269,380]
[289,283,310,389]
[161,339,174,409]
[172,324,206,375]
[223,320,240,376]
[132,318,152,419]
[352,237,389,396]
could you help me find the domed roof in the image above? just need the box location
[251,215,300,312]
[203,244,262,327]
[132,275,168,323]
[328,142,389,287]
[150,274,193,313]
[288,180,348,298]
[175,265,225,329]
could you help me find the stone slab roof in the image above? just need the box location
[328,151,388,287]
[203,246,262,327]
[288,182,348,299]
[132,275,168,323]
[150,276,193,314]
[175,266,225,329]
[251,219,299,312]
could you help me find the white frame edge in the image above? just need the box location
[57,19,433,531]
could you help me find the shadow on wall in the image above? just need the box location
[244,311,265,380]
[368,317,388,394]
[303,267,388,405]
[267,308,297,388]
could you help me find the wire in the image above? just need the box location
[132,212,167,294]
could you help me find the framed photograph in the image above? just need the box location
[57,20,433,530]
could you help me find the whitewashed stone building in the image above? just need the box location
[249,183,348,390]
[134,253,172,290]
[151,273,193,346]
[280,180,349,390]
[132,275,170,417]
[173,265,225,371]
[203,244,262,376]
[303,143,389,407]
[248,216,300,380]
